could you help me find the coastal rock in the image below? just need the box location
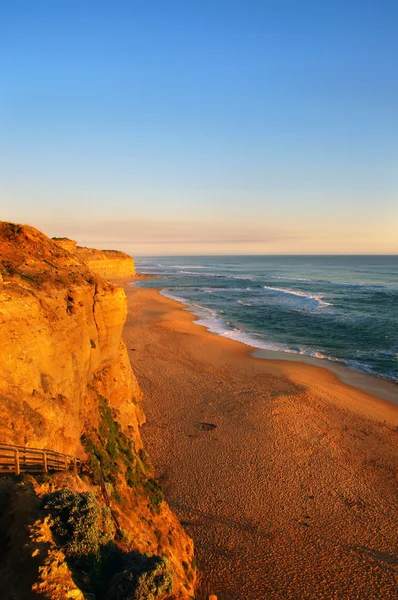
[0,225,131,455]
[53,237,136,279]
[0,221,195,599]
[51,237,77,252]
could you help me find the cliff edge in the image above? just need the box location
[53,237,136,279]
[0,222,195,599]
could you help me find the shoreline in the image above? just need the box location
[121,280,397,599]
[252,348,398,406]
[136,278,398,408]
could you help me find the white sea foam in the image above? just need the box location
[173,265,208,269]
[298,348,335,360]
[271,276,314,282]
[178,270,226,277]
[137,271,165,275]
[178,270,204,275]
[159,290,190,305]
[270,275,392,289]
[193,315,286,351]
[161,289,287,351]
[263,285,331,307]
[232,274,258,282]
[159,288,397,381]
[199,287,247,293]
[161,288,330,352]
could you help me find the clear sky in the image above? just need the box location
[1,1,397,254]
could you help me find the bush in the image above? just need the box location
[105,555,173,600]
[81,433,116,485]
[42,488,114,559]
[143,478,164,509]
[81,396,141,489]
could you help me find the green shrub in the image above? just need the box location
[143,478,164,509]
[81,396,145,490]
[105,555,173,600]
[125,464,137,488]
[81,396,165,519]
[42,488,114,559]
[81,434,115,485]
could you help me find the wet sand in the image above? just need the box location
[122,283,398,600]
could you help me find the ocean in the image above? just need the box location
[134,256,398,384]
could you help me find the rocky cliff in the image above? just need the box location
[0,222,195,599]
[53,237,136,279]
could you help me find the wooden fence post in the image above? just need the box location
[14,449,20,475]
[0,444,81,477]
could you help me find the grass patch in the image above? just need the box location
[143,479,164,510]
[81,396,139,487]
[81,396,164,519]
[81,397,154,494]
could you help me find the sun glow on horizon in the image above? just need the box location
[1,2,397,254]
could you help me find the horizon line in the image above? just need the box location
[131,253,398,258]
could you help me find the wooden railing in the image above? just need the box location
[0,444,81,475]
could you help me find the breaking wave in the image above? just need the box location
[263,285,331,307]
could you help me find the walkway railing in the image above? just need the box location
[0,443,81,475]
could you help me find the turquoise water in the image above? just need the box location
[134,256,398,383]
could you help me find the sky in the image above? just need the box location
[1,1,397,255]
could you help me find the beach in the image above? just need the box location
[122,282,398,600]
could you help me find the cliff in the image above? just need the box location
[0,222,195,599]
[53,237,136,279]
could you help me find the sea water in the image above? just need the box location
[134,256,398,383]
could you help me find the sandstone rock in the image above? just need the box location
[0,223,138,455]
[52,237,77,253]
[52,237,136,278]
[0,221,196,599]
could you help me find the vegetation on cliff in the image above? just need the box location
[41,486,173,599]
[81,395,164,509]
[0,474,182,600]
[0,221,196,599]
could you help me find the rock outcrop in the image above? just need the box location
[0,224,135,455]
[51,237,77,253]
[0,221,195,599]
[53,237,136,279]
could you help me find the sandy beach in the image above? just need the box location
[122,282,398,600]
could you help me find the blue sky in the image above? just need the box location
[1,1,397,254]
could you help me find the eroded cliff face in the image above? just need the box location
[53,237,136,279]
[0,222,195,599]
[0,225,135,455]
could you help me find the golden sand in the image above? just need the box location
[122,283,398,600]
